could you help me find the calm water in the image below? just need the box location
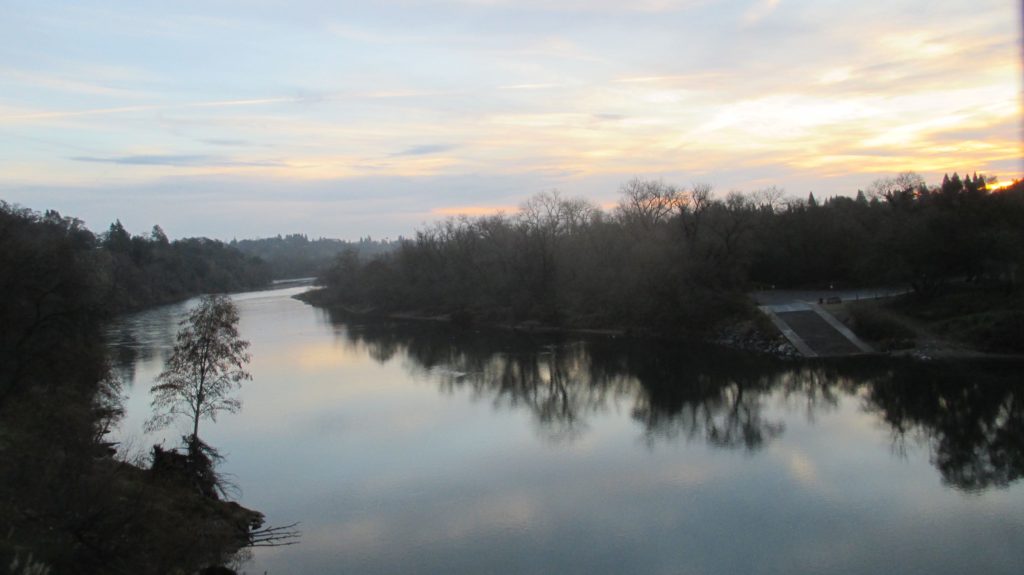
[107,286,1024,574]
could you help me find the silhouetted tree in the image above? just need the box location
[148,295,252,440]
[616,177,679,231]
[1,202,268,572]
[315,172,1023,336]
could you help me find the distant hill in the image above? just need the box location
[231,234,398,279]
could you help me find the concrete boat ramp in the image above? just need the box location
[753,291,882,358]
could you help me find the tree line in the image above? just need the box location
[315,172,1024,336]
[751,172,1023,295]
[101,219,271,311]
[231,233,397,279]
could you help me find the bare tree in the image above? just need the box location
[678,182,713,247]
[749,186,786,213]
[147,295,251,440]
[868,171,926,205]
[518,190,598,236]
[615,177,679,230]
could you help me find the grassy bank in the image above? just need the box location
[834,284,1024,357]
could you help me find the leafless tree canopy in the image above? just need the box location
[616,177,680,230]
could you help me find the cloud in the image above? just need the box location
[431,204,518,217]
[70,154,285,168]
[0,97,305,124]
[441,0,710,13]
[0,67,150,98]
[743,0,781,25]
[392,144,456,156]
[614,73,726,85]
[2,0,1019,242]
[499,83,566,91]
[200,138,253,147]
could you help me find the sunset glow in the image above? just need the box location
[0,0,1019,238]
[986,179,1020,192]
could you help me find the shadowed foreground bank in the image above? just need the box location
[0,202,273,572]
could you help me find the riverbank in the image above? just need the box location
[301,283,1024,362]
[295,287,798,357]
[828,285,1024,360]
[109,279,1024,575]
[0,401,264,573]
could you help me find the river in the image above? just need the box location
[107,285,1024,574]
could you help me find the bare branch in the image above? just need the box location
[248,523,302,547]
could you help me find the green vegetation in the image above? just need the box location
[312,174,1024,347]
[0,202,273,572]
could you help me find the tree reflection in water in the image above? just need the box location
[861,361,1024,491]
[325,311,1024,492]
[106,301,188,384]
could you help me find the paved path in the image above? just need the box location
[753,289,892,358]
[751,288,908,306]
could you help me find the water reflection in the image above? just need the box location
[333,320,627,442]
[324,311,1024,491]
[105,299,192,384]
[862,361,1024,491]
[108,299,1024,494]
[104,292,1024,573]
[328,315,812,451]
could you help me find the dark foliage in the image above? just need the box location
[749,174,1024,292]
[151,437,231,500]
[316,175,1024,336]
[0,201,270,572]
[317,187,756,337]
[891,283,1024,352]
[864,360,1024,491]
[102,221,271,312]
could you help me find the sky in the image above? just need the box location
[0,0,1021,240]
